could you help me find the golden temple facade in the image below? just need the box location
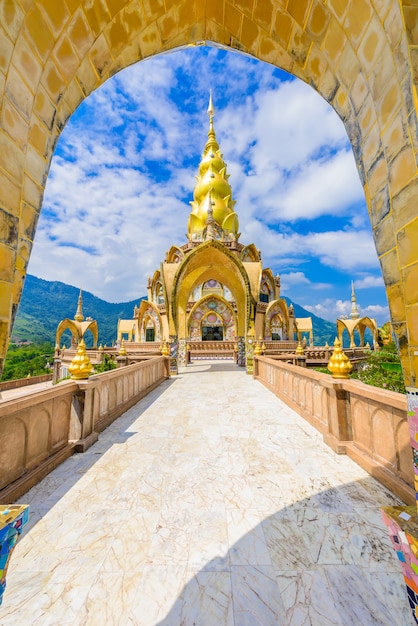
[117,96,309,367]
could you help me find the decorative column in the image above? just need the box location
[237,337,245,367]
[178,338,187,368]
[246,334,254,375]
[0,505,29,605]
[169,335,178,375]
[382,389,418,624]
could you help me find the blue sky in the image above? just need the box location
[28,46,389,326]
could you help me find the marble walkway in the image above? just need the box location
[0,361,413,625]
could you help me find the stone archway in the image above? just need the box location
[1,1,417,389]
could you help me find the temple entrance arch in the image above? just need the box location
[188,295,237,341]
[171,239,252,340]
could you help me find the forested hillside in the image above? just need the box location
[12,275,141,346]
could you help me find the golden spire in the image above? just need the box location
[74,289,84,322]
[188,93,239,241]
[350,281,360,319]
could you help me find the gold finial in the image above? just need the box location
[254,340,262,356]
[74,289,84,322]
[327,337,353,379]
[325,341,329,350]
[350,280,360,319]
[161,340,170,357]
[68,339,93,380]
[118,340,127,356]
[99,344,103,351]
[296,340,305,356]
[207,90,215,121]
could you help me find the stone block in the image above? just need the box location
[287,0,310,28]
[253,0,274,32]
[386,281,406,323]
[370,184,391,227]
[393,176,418,231]
[42,60,67,103]
[379,247,401,287]
[0,27,13,74]
[235,0,254,20]
[322,16,345,66]
[5,67,33,123]
[53,35,80,82]
[23,3,55,62]
[398,218,418,268]
[407,304,418,347]
[0,172,20,217]
[389,145,417,197]
[273,10,293,49]
[138,22,161,58]
[241,15,260,53]
[225,2,242,40]
[343,0,373,47]
[37,0,71,38]
[373,214,395,257]
[68,9,95,60]
[84,0,112,37]
[0,1,25,42]
[0,131,24,184]
[28,116,51,157]
[2,99,29,151]
[88,33,112,78]
[33,86,56,131]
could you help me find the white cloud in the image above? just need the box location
[354,275,385,289]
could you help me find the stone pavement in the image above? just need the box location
[0,361,413,625]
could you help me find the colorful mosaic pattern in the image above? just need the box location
[169,335,178,374]
[0,505,29,605]
[189,298,235,340]
[382,506,418,624]
[382,391,418,624]
[237,337,246,367]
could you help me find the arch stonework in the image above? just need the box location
[0,1,416,386]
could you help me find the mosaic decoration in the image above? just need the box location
[169,335,178,374]
[382,506,418,624]
[178,338,187,367]
[188,298,236,340]
[237,337,246,367]
[382,390,418,624]
[0,505,29,605]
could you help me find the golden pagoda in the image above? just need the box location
[117,95,312,367]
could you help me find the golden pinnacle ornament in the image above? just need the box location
[296,340,305,356]
[161,340,170,357]
[68,339,93,380]
[327,337,353,379]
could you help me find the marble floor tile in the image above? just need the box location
[1,361,413,625]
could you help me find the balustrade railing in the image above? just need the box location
[0,356,170,502]
[254,355,412,504]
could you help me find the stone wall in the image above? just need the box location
[0,356,170,502]
[254,355,414,504]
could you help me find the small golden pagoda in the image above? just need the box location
[56,289,98,349]
[117,95,312,367]
[336,282,378,349]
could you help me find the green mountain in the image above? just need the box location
[12,275,141,347]
[284,297,337,346]
[11,275,338,347]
